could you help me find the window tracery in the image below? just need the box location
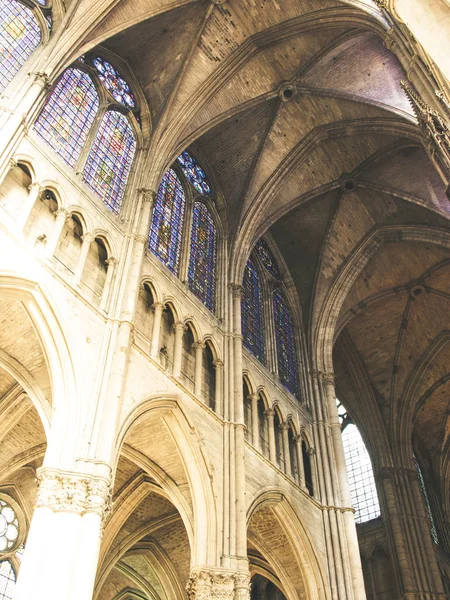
[176,151,211,196]
[414,456,439,545]
[337,400,380,523]
[148,153,218,313]
[188,202,217,311]
[0,0,42,93]
[33,55,138,212]
[255,238,280,279]
[0,500,19,552]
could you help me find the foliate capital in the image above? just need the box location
[137,188,156,203]
[35,468,112,527]
[29,71,51,89]
[213,359,224,369]
[186,570,249,600]
[228,283,243,299]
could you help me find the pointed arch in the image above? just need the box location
[148,168,186,275]
[188,202,217,312]
[34,68,99,167]
[0,0,42,94]
[82,110,137,214]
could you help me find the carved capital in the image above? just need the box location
[173,321,186,333]
[81,232,94,244]
[233,573,251,600]
[54,207,70,221]
[152,301,165,313]
[320,371,335,386]
[193,341,206,351]
[213,359,224,369]
[228,283,243,299]
[35,468,112,527]
[137,188,156,202]
[187,570,250,600]
[187,570,213,600]
[106,257,118,268]
[29,71,51,89]
[264,408,275,418]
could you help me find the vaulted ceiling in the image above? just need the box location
[54,0,450,524]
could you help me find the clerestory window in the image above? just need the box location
[148,152,218,313]
[337,400,381,523]
[33,54,138,214]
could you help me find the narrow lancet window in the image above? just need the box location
[273,289,300,398]
[149,169,186,274]
[242,259,266,364]
[82,110,136,214]
[34,68,99,167]
[188,202,217,312]
[0,0,42,93]
[0,561,16,600]
[337,401,380,523]
[414,456,439,545]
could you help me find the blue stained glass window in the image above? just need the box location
[273,289,300,398]
[0,0,42,94]
[82,111,136,214]
[242,258,266,364]
[149,169,186,274]
[34,68,99,167]
[188,202,217,312]
[92,56,135,109]
[0,561,15,600]
[176,151,211,196]
[256,238,280,279]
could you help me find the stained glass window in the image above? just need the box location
[273,289,300,398]
[414,457,439,544]
[0,561,15,600]
[149,169,186,274]
[242,258,266,364]
[0,500,19,552]
[92,57,135,109]
[82,111,136,214]
[176,151,211,196]
[0,0,42,94]
[34,68,99,167]
[188,202,217,311]
[337,401,381,523]
[256,238,280,279]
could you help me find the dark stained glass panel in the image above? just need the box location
[188,202,217,312]
[34,68,99,167]
[256,238,280,279]
[0,0,42,93]
[82,110,136,214]
[242,258,266,364]
[176,151,211,196]
[273,289,300,398]
[149,169,186,274]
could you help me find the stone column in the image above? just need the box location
[73,233,94,287]
[172,322,185,378]
[265,409,276,463]
[14,467,111,600]
[250,393,259,449]
[295,435,305,488]
[99,257,118,312]
[281,422,291,476]
[193,341,205,397]
[308,447,319,496]
[213,359,223,416]
[18,182,42,231]
[186,569,250,600]
[45,208,70,258]
[150,302,164,358]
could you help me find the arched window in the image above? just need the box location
[0,499,19,552]
[82,111,136,214]
[242,259,266,364]
[34,68,99,167]
[273,289,300,398]
[0,560,16,600]
[0,0,42,93]
[148,169,186,275]
[414,456,439,545]
[337,400,380,523]
[255,238,280,279]
[188,202,217,311]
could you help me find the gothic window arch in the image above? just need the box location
[0,0,50,94]
[0,497,25,600]
[149,152,219,314]
[337,400,381,523]
[33,54,139,213]
[241,238,301,400]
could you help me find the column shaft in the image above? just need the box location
[73,233,94,287]
[150,302,164,358]
[172,322,185,378]
[250,394,259,449]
